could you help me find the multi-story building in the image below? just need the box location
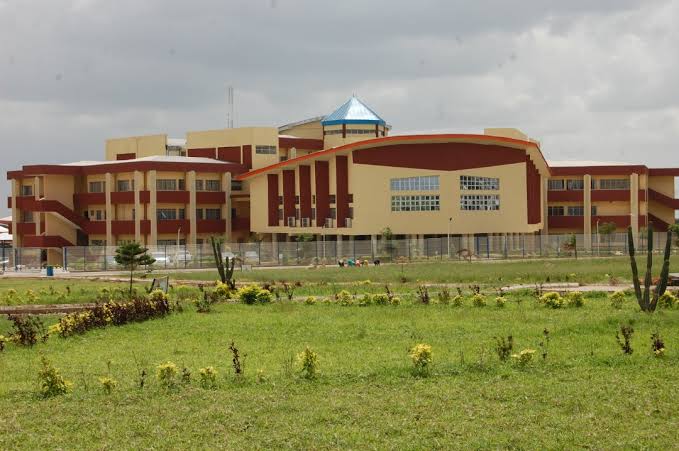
[6,96,679,265]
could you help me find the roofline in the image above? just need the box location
[550,165,649,176]
[649,168,679,176]
[278,116,324,132]
[236,133,544,180]
[321,119,387,126]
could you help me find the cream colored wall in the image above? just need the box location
[594,202,631,215]
[281,120,323,140]
[649,176,675,197]
[484,128,528,141]
[42,175,75,209]
[648,201,675,225]
[105,134,167,161]
[116,204,135,220]
[186,127,279,170]
[323,124,378,150]
[248,176,268,231]
[44,215,77,245]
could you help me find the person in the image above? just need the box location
[373,259,380,266]
[338,259,345,267]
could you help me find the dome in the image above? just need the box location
[321,96,386,126]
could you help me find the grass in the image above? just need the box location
[0,279,137,306]
[2,289,679,448]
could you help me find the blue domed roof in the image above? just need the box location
[322,96,386,126]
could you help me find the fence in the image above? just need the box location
[2,231,673,273]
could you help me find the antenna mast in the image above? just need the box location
[226,85,234,128]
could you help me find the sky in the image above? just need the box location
[1,0,678,217]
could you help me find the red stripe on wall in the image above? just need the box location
[116,153,136,161]
[217,146,241,163]
[353,142,525,170]
[315,161,330,225]
[299,165,312,221]
[187,148,216,159]
[526,156,541,224]
[283,170,296,223]
[242,145,252,170]
[336,156,349,227]
[267,174,279,226]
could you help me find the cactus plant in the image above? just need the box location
[627,224,672,312]
[210,237,236,289]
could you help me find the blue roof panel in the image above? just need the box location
[322,96,386,126]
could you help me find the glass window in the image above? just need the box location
[391,195,441,212]
[156,179,177,191]
[205,209,221,220]
[548,179,565,191]
[597,179,630,190]
[196,209,204,220]
[330,208,337,219]
[231,180,243,191]
[195,180,204,191]
[548,206,565,216]
[255,145,277,155]
[21,211,34,222]
[205,180,220,191]
[390,176,440,191]
[116,180,133,192]
[178,209,185,220]
[591,206,598,216]
[178,179,185,190]
[89,181,105,193]
[329,195,336,204]
[459,176,499,191]
[566,179,584,190]
[21,185,33,196]
[157,209,177,220]
[567,206,585,216]
[460,195,500,211]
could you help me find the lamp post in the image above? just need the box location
[447,217,452,259]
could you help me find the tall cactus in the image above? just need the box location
[627,224,672,312]
[210,237,236,289]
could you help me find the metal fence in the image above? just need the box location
[1,231,672,273]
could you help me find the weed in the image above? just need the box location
[472,293,486,307]
[256,369,268,384]
[199,367,218,389]
[98,377,117,395]
[304,296,317,305]
[156,361,179,389]
[495,296,506,308]
[181,367,192,384]
[610,291,626,309]
[539,328,550,360]
[437,287,451,305]
[297,346,319,380]
[511,349,536,367]
[567,291,585,308]
[658,292,677,309]
[452,295,464,307]
[229,341,246,378]
[38,356,72,398]
[409,343,433,377]
[494,335,513,362]
[336,290,354,306]
[539,292,564,309]
[651,332,665,358]
[6,315,48,346]
[616,324,634,355]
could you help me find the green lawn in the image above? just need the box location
[0,279,144,306]
[2,291,679,449]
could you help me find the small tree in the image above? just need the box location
[598,222,617,254]
[114,242,155,298]
[380,227,395,260]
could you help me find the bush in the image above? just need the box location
[471,294,486,307]
[237,285,271,305]
[357,294,373,307]
[390,296,401,306]
[38,356,72,398]
[156,361,179,388]
[409,343,433,376]
[437,288,451,305]
[213,282,232,301]
[372,293,390,306]
[336,290,353,306]
[658,292,677,309]
[304,296,317,305]
[452,295,464,307]
[651,332,666,358]
[297,346,319,380]
[610,291,626,309]
[495,296,506,308]
[511,349,536,367]
[0,335,6,352]
[6,315,48,346]
[567,291,585,308]
[540,292,564,309]
[98,377,117,395]
[199,367,218,389]
[193,296,213,313]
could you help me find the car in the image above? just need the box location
[150,251,171,266]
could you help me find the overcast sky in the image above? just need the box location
[1,0,678,217]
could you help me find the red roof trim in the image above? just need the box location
[649,168,679,176]
[550,165,649,176]
[236,134,542,180]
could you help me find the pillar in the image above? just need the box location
[11,179,20,248]
[336,234,343,258]
[348,235,355,259]
[187,170,197,245]
[541,176,549,235]
[222,172,232,243]
[148,170,157,246]
[134,170,142,244]
[33,176,41,236]
[371,234,378,258]
[584,174,592,251]
[105,172,113,246]
[630,173,639,246]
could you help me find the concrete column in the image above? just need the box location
[584,174,592,251]
[272,233,279,264]
[148,170,157,246]
[371,234,378,258]
[11,179,20,248]
[348,235,355,259]
[187,170,197,245]
[630,173,639,246]
[222,172,232,242]
[541,176,548,235]
[418,234,425,256]
[134,170,142,244]
[105,172,113,246]
[33,176,41,236]
[336,234,343,258]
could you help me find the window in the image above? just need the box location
[231,180,243,191]
[312,194,316,204]
[178,209,185,220]
[323,129,343,135]
[460,176,499,191]
[566,179,584,190]
[255,145,277,155]
[89,181,105,193]
[329,194,336,204]
[598,179,630,190]
[196,209,204,220]
[157,179,177,191]
[21,185,33,196]
[278,209,283,220]
[158,239,185,246]
[548,206,565,216]
[460,195,500,211]
[330,208,337,219]
[205,208,221,220]
[295,195,300,204]
[178,179,185,190]
[548,179,565,191]
[295,208,300,220]
[117,180,133,192]
[567,206,585,216]
[346,128,376,135]
[157,209,177,220]
[349,207,354,219]
[95,210,103,221]
[591,206,598,216]
[21,211,34,222]
[205,180,220,191]
[195,180,204,191]
[390,176,440,191]
[311,208,316,219]
[90,240,106,246]
[391,195,441,212]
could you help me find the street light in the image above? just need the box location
[447,217,452,259]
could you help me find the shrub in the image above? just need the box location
[0,335,6,352]
[193,296,213,313]
[417,286,430,304]
[616,324,634,355]
[390,296,401,306]
[25,289,39,303]
[658,292,677,309]
[511,349,536,367]
[495,296,506,308]
[336,290,354,306]
[409,343,433,376]
[471,294,486,307]
[610,291,626,309]
[199,367,218,389]
[451,295,464,307]
[2,289,20,305]
[237,285,271,305]
[156,361,179,388]
[98,376,117,395]
[229,341,245,378]
[539,292,564,309]
[297,346,319,380]
[651,332,665,358]
[38,356,72,398]
[213,282,232,301]
[357,294,373,307]
[567,291,585,308]
[437,287,451,305]
[372,293,390,306]
[304,296,317,305]
[6,315,48,346]
[494,335,513,361]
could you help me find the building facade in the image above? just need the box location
[6,96,679,264]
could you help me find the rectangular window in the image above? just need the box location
[116,180,133,192]
[157,209,177,220]
[196,208,204,220]
[312,194,316,204]
[567,206,585,216]
[231,180,243,191]
[566,179,584,190]
[95,210,103,221]
[295,195,300,204]
[548,179,565,191]
[21,185,33,196]
[21,211,34,222]
[598,179,630,190]
[89,181,105,193]
[178,179,185,190]
[323,129,343,135]
[390,176,440,191]
[205,208,221,220]
[460,195,500,211]
[311,208,316,219]
[195,180,204,191]
[205,180,220,191]
[90,239,106,246]
[548,206,565,216]
[349,207,354,219]
[255,145,277,155]
[278,209,283,220]
[278,196,283,205]
[591,206,598,216]
[330,208,337,219]
[156,179,177,191]
[158,239,186,246]
[391,195,441,212]
[329,194,336,204]
[178,209,185,220]
[459,175,499,191]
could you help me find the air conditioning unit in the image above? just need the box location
[324,218,334,228]
[287,217,296,227]
[345,218,352,228]
[301,217,310,227]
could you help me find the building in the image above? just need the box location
[6,96,679,265]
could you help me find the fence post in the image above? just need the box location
[1,245,5,272]
[522,235,525,258]
[258,241,262,266]
[539,234,542,257]
[63,247,68,271]
[557,235,560,258]
[14,248,18,271]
